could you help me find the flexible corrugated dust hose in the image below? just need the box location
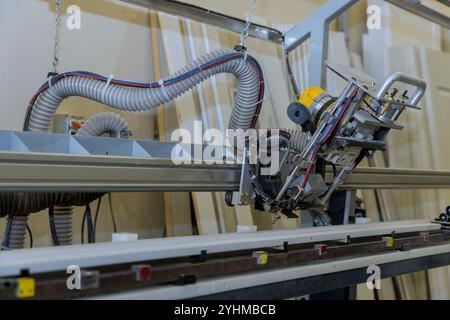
[27,49,263,132]
[285,129,310,152]
[51,112,130,246]
[2,49,263,248]
[1,216,28,250]
[1,113,130,248]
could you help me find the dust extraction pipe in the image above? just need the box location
[1,49,264,249]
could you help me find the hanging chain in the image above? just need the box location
[239,0,257,48]
[51,0,63,75]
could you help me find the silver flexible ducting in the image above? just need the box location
[0,193,100,218]
[53,206,73,246]
[28,49,261,132]
[77,112,129,137]
[2,49,261,247]
[286,129,310,153]
[53,112,130,246]
[1,216,29,250]
[0,113,130,247]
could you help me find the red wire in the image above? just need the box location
[322,88,358,144]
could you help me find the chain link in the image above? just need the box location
[239,0,257,47]
[51,0,63,74]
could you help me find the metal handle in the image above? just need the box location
[375,72,427,107]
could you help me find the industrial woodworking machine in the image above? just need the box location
[0,0,449,300]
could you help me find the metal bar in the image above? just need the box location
[1,132,450,192]
[0,220,439,277]
[119,0,283,44]
[1,151,450,191]
[332,167,450,190]
[94,243,450,299]
[386,0,450,29]
[0,130,240,192]
[0,152,240,192]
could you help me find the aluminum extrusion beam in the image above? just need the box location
[1,131,450,191]
[332,167,450,190]
[0,130,240,192]
[0,152,240,192]
[0,220,440,277]
[2,153,450,192]
[119,0,283,43]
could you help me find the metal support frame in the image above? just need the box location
[284,0,358,87]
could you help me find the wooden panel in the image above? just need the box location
[417,47,450,299]
[152,12,193,237]
[158,13,219,235]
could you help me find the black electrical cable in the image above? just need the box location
[86,205,95,243]
[48,206,60,246]
[326,161,337,178]
[26,224,33,248]
[93,196,102,235]
[108,193,118,233]
[2,216,12,249]
[84,195,114,243]
[81,207,87,244]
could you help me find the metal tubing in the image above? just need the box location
[375,72,427,106]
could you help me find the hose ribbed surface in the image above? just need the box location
[286,129,310,153]
[0,193,101,218]
[1,216,28,249]
[77,112,129,137]
[53,206,73,246]
[28,50,261,132]
[51,112,130,245]
[1,50,261,243]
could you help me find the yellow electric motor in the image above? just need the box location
[298,86,336,125]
